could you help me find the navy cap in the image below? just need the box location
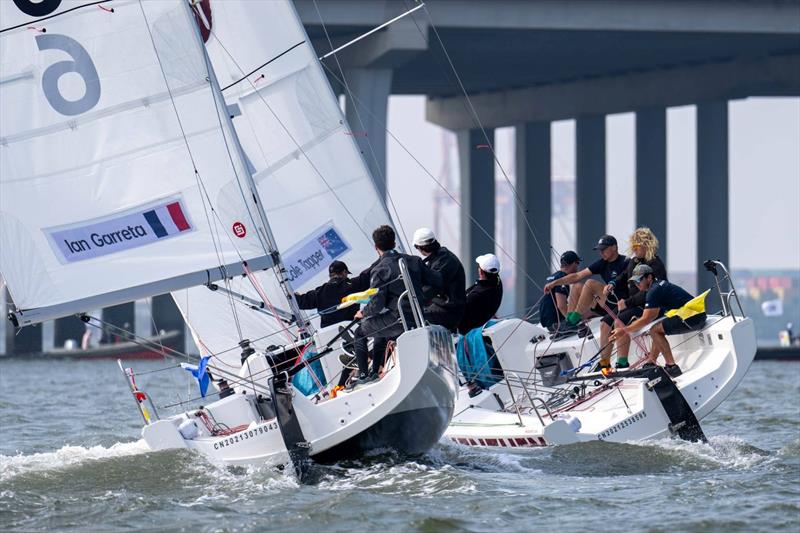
[560,250,582,265]
[329,260,350,275]
[593,234,617,250]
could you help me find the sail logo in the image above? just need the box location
[45,199,194,264]
[283,223,351,289]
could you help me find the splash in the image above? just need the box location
[0,440,149,482]
[637,435,771,470]
[315,449,478,496]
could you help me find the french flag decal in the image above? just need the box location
[143,202,192,238]
[45,197,196,264]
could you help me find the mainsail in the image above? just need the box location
[173,0,395,367]
[0,0,276,325]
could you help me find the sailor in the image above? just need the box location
[610,264,707,378]
[544,234,628,348]
[294,260,362,328]
[458,254,503,334]
[412,227,466,332]
[349,225,442,388]
[539,250,583,334]
[599,227,667,368]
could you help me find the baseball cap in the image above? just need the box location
[329,260,350,275]
[412,227,436,247]
[560,250,582,265]
[629,263,654,284]
[593,234,617,250]
[475,253,500,274]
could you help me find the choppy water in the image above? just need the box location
[1,358,798,532]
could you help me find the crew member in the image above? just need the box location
[599,227,667,368]
[544,234,628,348]
[539,251,583,333]
[350,226,442,388]
[610,264,707,378]
[413,227,466,332]
[458,254,503,334]
[294,260,361,328]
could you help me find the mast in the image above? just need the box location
[183,0,312,339]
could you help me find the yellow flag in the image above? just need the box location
[341,287,378,304]
[664,289,710,320]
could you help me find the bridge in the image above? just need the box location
[299,0,800,312]
[3,0,799,355]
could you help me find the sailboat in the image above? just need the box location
[0,0,457,468]
[445,261,757,447]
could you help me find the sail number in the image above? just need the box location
[14,0,101,116]
[36,34,101,116]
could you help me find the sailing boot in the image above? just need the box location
[665,364,683,378]
[615,357,629,369]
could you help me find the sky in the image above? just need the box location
[385,96,800,277]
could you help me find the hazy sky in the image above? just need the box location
[385,96,800,275]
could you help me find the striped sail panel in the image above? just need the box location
[0,0,267,318]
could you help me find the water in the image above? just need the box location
[1,358,798,532]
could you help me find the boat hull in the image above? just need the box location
[446,315,756,448]
[313,363,457,462]
[140,326,458,467]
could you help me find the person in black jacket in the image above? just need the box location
[349,225,442,388]
[458,254,503,334]
[412,227,466,332]
[598,227,667,369]
[294,260,365,328]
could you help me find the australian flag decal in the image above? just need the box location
[318,228,348,259]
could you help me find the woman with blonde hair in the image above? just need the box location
[598,227,667,369]
[628,227,660,262]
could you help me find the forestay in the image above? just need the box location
[0,0,273,325]
[173,0,394,367]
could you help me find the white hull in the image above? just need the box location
[139,325,458,467]
[446,314,756,447]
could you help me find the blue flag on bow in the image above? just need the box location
[180,356,211,397]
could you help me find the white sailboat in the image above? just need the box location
[0,0,457,470]
[445,262,757,447]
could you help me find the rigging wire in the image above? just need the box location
[406,0,560,272]
[312,0,413,253]
[0,0,114,33]
[318,62,545,291]
[137,0,246,341]
[207,32,374,245]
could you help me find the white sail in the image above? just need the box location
[174,0,394,365]
[0,0,273,325]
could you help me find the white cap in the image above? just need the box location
[475,253,500,273]
[413,227,436,246]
